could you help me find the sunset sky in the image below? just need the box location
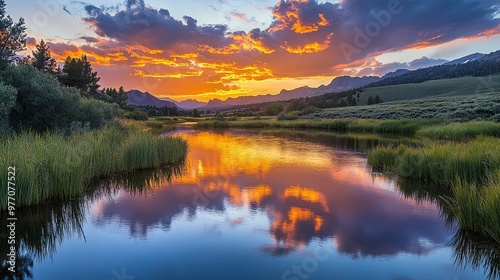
[8,0,500,102]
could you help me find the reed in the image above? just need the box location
[367,137,500,185]
[195,118,446,134]
[0,124,187,209]
[417,121,500,140]
[368,137,500,242]
[442,181,500,243]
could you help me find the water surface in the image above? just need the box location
[1,127,495,280]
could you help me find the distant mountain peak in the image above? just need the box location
[443,53,486,65]
[126,90,179,108]
[382,69,410,79]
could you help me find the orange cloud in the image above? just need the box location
[269,0,330,34]
[283,32,333,54]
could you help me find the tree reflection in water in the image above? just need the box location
[0,161,186,280]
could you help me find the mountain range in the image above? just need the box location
[125,50,499,110]
[201,76,383,110]
[159,98,206,110]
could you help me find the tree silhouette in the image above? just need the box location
[0,0,26,69]
[31,39,57,74]
[58,55,100,95]
[367,96,374,105]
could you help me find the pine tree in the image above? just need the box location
[58,55,100,95]
[367,96,374,105]
[31,39,57,74]
[0,0,26,69]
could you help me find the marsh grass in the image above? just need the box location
[0,124,187,209]
[368,137,500,242]
[417,121,500,140]
[195,118,445,134]
[368,137,500,185]
[442,181,500,243]
[145,120,165,129]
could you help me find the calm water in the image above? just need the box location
[1,126,497,280]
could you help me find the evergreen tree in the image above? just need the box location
[58,55,100,95]
[374,95,382,104]
[31,39,56,74]
[367,96,374,105]
[191,108,200,117]
[0,0,26,69]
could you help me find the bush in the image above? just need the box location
[0,65,118,133]
[77,97,119,129]
[298,106,320,116]
[263,102,284,116]
[0,81,17,132]
[124,109,149,121]
[277,111,299,121]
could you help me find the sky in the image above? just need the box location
[6,0,500,102]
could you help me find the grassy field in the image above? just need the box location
[358,74,500,105]
[0,123,188,209]
[311,92,500,121]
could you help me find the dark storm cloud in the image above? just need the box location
[80,0,500,66]
[82,0,229,50]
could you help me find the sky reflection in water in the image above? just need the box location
[28,128,488,280]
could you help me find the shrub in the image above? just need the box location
[77,97,119,129]
[263,102,285,116]
[0,65,118,133]
[0,81,17,132]
[277,111,299,121]
[124,109,149,121]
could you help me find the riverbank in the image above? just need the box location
[0,122,188,210]
[195,118,447,134]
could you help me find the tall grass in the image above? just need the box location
[368,137,500,185]
[417,121,500,140]
[195,118,445,134]
[442,181,500,243]
[0,124,187,209]
[368,137,500,242]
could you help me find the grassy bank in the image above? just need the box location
[196,118,445,134]
[367,137,500,241]
[310,92,500,122]
[368,137,500,184]
[0,123,188,210]
[417,121,500,140]
[359,74,500,105]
